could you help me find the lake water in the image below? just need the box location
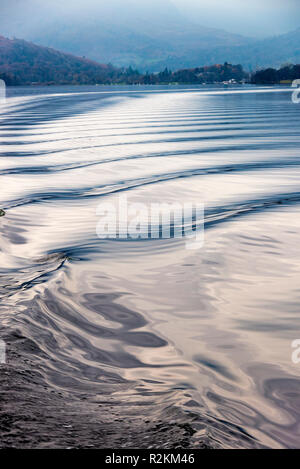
[1,84,300,448]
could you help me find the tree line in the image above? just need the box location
[251,64,300,84]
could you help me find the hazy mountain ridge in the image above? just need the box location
[212,28,300,70]
[0,0,299,71]
[0,0,253,71]
[148,28,300,71]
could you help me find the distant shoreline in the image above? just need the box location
[4,82,292,88]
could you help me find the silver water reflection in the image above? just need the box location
[1,85,300,448]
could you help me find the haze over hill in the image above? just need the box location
[0,0,299,71]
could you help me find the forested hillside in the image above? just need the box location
[0,36,123,85]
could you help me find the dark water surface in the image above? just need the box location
[1,84,300,448]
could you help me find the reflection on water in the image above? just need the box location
[1,84,300,448]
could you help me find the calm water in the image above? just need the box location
[1,84,300,448]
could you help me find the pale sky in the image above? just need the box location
[2,0,300,39]
[172,0,300,37]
